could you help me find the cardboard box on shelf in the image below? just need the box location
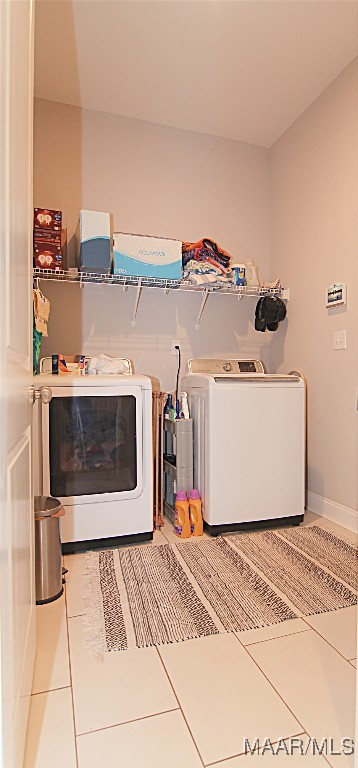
[34,208,62,231]
[113,232,182,280]
[34,243,63,270]
[34,229,61,247]
[60,228,67,265]
[33,228,67,270]
[77,210,111,274]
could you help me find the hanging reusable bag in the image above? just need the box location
[33,287,51,374]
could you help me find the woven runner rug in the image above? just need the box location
[83,544,220,653]
[177,537,297,631]
[229,531,357,615]
[82,527,357,654]
[278,525,358,591]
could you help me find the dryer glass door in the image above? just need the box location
[42,385,143,503]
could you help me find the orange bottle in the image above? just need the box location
[189,490,203,536]
[174,491,191,538]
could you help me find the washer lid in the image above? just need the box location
[184,359,303,386]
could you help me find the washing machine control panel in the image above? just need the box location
[237,361,258,373]
[186,359,265,375]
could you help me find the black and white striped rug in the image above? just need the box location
[83,527,357,654]
[229,531,357,615]
[177,537,297,631]
[278,525,358,591]
[83,544,220,653]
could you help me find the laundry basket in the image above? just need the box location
[34,496,64,605]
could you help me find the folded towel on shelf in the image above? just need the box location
[182,238,235,287]
[182,238,232,270]
[183,262,235,287]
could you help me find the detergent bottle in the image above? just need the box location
[164,393,172,419]
[189,490,203,536]
[244,259,260,288]
[180,392,190,419]
[174,491,191,538]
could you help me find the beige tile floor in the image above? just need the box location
[24,511,357,767]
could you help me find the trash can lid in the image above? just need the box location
[34,495,62,519]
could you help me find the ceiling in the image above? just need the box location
[34,0,358,147]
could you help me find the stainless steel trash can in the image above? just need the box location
[34,496,64,605]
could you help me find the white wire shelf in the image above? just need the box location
[33,268,288,328]
[33,267,181,290]
[33,267,285,296]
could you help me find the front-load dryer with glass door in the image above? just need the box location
[183,359,305,535]
[35,371,153,553]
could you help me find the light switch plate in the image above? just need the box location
[333,330,347,350]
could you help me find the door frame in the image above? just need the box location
[0,1,36,765]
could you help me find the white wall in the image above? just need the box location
[34,58,358,520]
[270,58,358,521]
[34,99,274,391]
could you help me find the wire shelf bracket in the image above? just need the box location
[195,289,209,329]
[131,279,142,326]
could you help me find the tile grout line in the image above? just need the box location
[240,626,312,647]
[64,557,86,621]
[76,707,180,739]
[232,631,309,741]
[155,646,206,768]
[233,632,338,768]
[204,735,334,768]
[30,684,72,697]
[203,731,307,766]
[300,613,358,667]
[64,583,80,768]
[160,523,174,544]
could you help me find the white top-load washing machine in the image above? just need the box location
[34,363,153,553]
[183,359,305,535]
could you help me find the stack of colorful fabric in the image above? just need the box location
[182,238,235,287]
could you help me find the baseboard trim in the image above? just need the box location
[306,491,358,533]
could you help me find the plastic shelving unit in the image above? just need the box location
[162,418,193,524]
